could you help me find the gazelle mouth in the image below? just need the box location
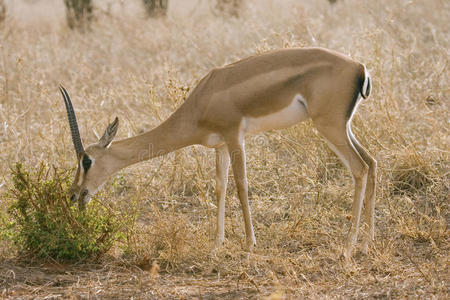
[69,188,90,205]
[80,189,89,201]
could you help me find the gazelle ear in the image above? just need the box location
[98,117,119,148]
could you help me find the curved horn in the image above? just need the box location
[59,85,84,156]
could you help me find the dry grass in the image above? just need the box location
[0,0,449,298]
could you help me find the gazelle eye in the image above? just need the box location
[82,155,92,173]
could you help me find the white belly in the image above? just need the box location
[202,94,309,148]
[244,94,309,134]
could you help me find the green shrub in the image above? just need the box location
[2,162,132,261]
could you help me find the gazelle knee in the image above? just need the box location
[352,161,369,183]
[215,177,225,191]
[367,158,377,177]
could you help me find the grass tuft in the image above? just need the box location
[390,149,438,196]
[0,0,448,297]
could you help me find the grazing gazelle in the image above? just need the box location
[60,47,375,258]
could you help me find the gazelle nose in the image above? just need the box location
[80,189,89,199]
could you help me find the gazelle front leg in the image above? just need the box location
[214,144,230,247]
[227,134,256,251]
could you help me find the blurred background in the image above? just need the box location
[0,0,448,298]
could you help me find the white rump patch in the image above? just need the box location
[244,93,309,134]
[361,64,371,99]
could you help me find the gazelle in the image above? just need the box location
[60,47,375,258]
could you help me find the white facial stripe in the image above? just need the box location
[77,159,84,186]
[77,156,95,186]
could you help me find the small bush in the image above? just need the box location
[142,0,168,18]
[0,0,6,24]
[390,150,437,196]
[124,206,209,271]
[63,0,93,30]
[1,162,132,262]
[211,0,243,17]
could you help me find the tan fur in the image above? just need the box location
[68,47,376,257]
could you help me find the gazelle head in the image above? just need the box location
[59,85,119,209]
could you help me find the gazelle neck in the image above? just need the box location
[107,109,200,172]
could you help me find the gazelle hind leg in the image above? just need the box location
[347,127,377,254]
[315,123,369,259]
[214,144,230,247]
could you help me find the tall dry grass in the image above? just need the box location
[0,0,448,298]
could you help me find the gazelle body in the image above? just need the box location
[61,47,376,258]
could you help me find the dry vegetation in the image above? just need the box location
[0,0,449,298]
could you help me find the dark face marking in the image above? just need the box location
[82,154,92,173]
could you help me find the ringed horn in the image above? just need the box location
[59,85,84,157]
